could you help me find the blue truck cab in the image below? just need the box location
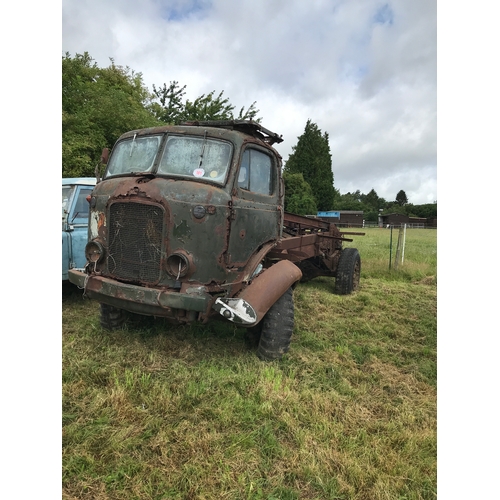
[62,178,96,280]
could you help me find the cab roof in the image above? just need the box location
[62,178,97,186]
[117,120,283,147]
[180,120,283,145]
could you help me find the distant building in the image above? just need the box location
[379,213,408,227]
[317,210,364,228]
[378,213,437,228]
[427,217,437,228]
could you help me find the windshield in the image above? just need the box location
[62,185,74,218]
[105,133,233,184]
[158,136,232,184]
[71,187,94,223]
[106,135,161,177]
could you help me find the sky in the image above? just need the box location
[61,0,437,205]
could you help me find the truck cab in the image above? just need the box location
[62,178,96,280]
[69,121,298,321]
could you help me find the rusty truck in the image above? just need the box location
[68,120,361,360]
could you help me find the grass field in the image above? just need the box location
[62,227,437,500]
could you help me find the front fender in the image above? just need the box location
[213,260,302,325]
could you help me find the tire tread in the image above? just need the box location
[334,248,361,295]
[257,287,294,361]
[100,303,126,330]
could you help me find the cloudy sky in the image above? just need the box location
[62,0,436,205]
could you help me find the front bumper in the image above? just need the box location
[68,269,214,319]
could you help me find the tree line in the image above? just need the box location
[62,52,259,177]
[282,120,436,219]
[62,52,437,219]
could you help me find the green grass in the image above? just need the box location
[63,228,436,500]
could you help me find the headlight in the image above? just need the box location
[85,241,105,264]
[166,253,190,278]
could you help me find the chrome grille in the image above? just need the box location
[108,202,164,283]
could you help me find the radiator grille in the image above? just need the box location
[108,202,164,283]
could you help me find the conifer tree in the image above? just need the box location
[396,189,409,206]
[284,120,335,211]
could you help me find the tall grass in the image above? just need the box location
[63,228,436,499]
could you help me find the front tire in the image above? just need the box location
[257,287,295,361]
[100,303,126,330]
[334,248,361,295]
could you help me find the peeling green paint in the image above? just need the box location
[173,219,191,240]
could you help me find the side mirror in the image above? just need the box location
[101,148,109,164]
[95,148,110,184]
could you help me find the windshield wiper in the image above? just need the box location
[130,133,137,157]
[198,131,207,169]
[71,212,84,223]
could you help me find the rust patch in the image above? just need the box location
[214,224,225,236]
[98,212,105,230]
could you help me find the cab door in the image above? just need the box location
[69,185,94,270]
[227,146,282,269]
[62,184,94,280]
[62,184,76,280]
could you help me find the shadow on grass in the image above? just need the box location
[62,281,87,303]
[62,287,257,364]
[63,278,355,366]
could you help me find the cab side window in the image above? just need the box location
[72,188,93,221]
[238,149,273,195]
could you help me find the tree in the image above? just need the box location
[409,203,437,218]
[63,52,263,178]
[283,173,317,215]
[150,81,187,124]
[395,189,408,206]
[335,191,364,211]
[364,211,379,222]
[151,83,261,124]
[62,52,159,177]
[365,188,381,211]
[184,90,239,122]
[284,120,335,211]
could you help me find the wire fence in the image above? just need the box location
[336,222,436,229]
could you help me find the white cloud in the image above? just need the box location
[62,0,437,204]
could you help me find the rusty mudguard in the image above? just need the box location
[213,260,302,326]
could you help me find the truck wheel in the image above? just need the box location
[334,248,361,295]
[100,303,126,330]
[244,324,262,349]
[257,287,294,361]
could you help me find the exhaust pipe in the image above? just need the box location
[213,260,302,325]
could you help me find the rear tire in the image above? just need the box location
[257,287,294,361]
[334,248,361,295]
[100,303,126,330]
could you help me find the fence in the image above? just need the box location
[374,223,435,229]
[341,222,436,229]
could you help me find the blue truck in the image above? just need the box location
[62,178,96,280]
